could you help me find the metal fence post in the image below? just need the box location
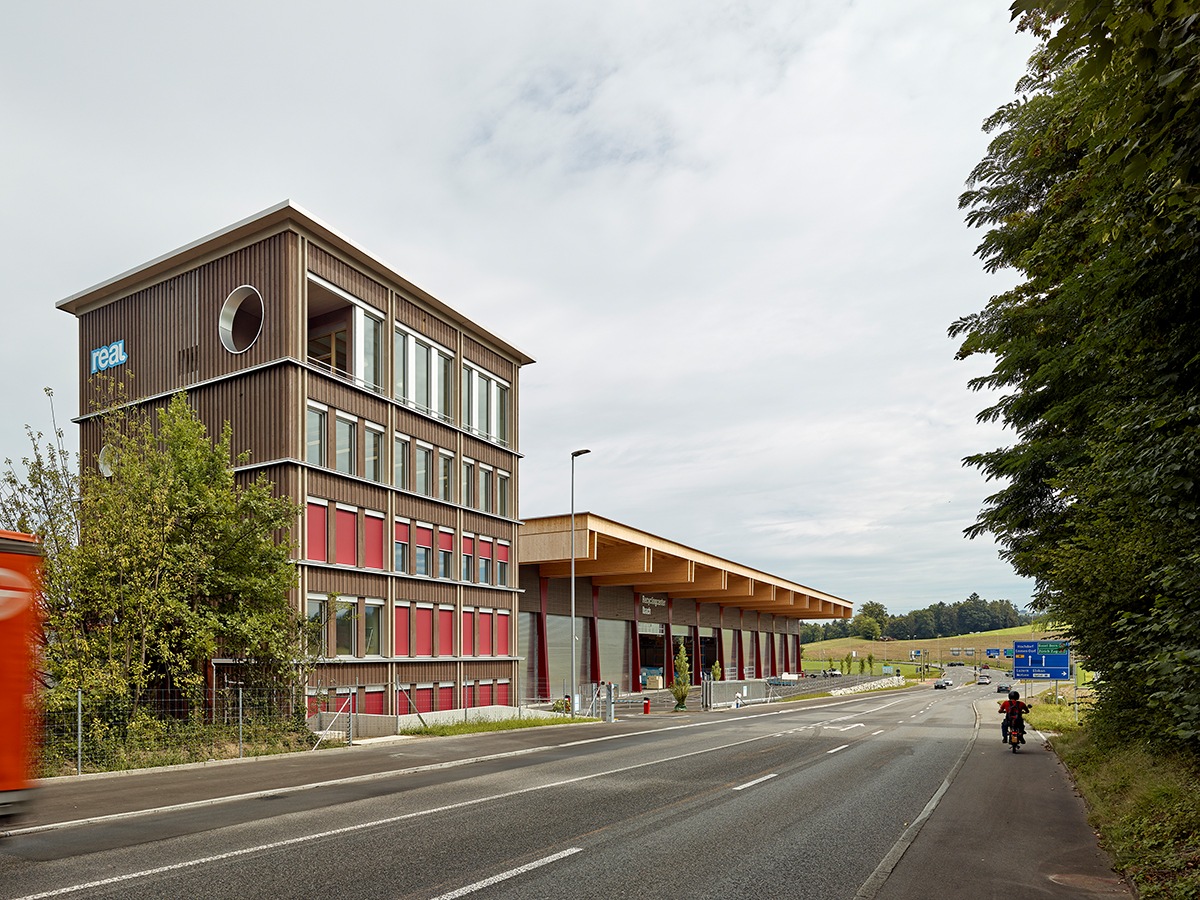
[76,688,82,776]
[238,686,244,759]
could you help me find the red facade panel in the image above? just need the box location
[479,611,493,656]
[462,610,475,656]
[306,503,327,562]
[335,508,356,566]
[437,684,455,711]
[414,686,434,714]
[395,605,410,657]
[438,608,454,656]
[497,612,510,656]
[415,607,433,656]
[364,690,384,715]
[496,681,510,706]
[364,515,384,569]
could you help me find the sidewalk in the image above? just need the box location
[869,698,1132,899]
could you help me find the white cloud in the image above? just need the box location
[0,1,1037,615]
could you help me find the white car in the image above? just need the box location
[978,675,992,685]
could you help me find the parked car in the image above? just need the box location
[997,683,1011,693]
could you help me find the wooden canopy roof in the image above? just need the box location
[519,513,851,619]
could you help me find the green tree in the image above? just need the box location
[2,391,303,710]
[852,613,882,641]
[670,639,691,710]
[955,2,1200,747]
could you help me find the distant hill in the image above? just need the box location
[800,624,1058,669]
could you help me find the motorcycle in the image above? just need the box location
[1005,712,1026,752]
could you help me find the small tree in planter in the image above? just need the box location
[711,660,722,682]
[670,640,691,711]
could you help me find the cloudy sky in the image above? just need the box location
[1,2,1038,616]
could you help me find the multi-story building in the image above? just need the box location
[58,202,532,715]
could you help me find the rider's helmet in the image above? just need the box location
[1008,690,1019,700]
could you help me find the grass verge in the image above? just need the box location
[400,716,596,737]
[1030,687,1200,899]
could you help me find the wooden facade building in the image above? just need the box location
[58,202,533,715]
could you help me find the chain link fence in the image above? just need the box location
[37,687,318,777]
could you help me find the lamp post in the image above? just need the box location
[570,448,590,717]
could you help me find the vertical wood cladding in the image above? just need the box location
[394,290,457,349]
[305,245,388,312]
[79,234,297,413]
[463,337,516,383]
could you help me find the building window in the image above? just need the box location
[497,471,510,518]
[477,537,492,584]
[335,600,356,657]
[306,405,326,466]
[335,415,357,475]
[364,600,383,656]
[479,465,493,513]
[496,541,510,586]
[416,444,433,495]
[462,363,511,446]
[394,520,409,573]
[394,435,409,489]
[357,309,383,391]
[395,326,455,421]
[365,425,384,482]
[461,535,474,582]
[306,597,326,656]
[414,525,434,577]
[309,327,348,374]
[437,529,453,579]
[438,452,454,502]
[462,459,474,509]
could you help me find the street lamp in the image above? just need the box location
[570,448,590,716]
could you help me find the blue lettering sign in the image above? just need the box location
[90,339,128,374]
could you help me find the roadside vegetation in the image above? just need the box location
[1029,685,1200,899]
[400,716,596,737]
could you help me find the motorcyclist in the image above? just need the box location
[999,689,1031,744]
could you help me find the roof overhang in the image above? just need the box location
[519,513,852,619]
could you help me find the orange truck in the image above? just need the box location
[0,531,42,825]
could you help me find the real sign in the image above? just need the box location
[90,339,128,374]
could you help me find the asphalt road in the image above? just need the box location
[0,679,1129,899]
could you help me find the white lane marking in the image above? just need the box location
[10,692,925,838]
[838,723,865,731]
[871,730,885,736]
[827,744,850,754]
[9,726,799,899]
[733,774,778,792]
[429,848,583,899]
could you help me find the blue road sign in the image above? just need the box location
[986,648,1000,658]
[1012,640,1070,679]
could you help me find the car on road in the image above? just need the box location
[997,683,1011,693]
[934,679,952,689]
[978,675,992,685]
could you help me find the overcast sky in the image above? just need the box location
[1,2,1038,617]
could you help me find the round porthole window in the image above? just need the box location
[219,285,264,353]
[97,444,116,478]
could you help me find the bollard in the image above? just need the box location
[643,696,651,715]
